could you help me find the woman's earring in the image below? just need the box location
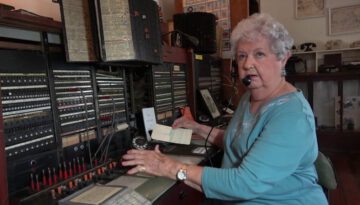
[281,68,286,76]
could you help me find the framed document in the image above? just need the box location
[199,89,221,119]
[295,0,325,19]
[328,4,360,35]
[59,0,97,62]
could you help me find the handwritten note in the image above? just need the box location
[151,124,192,145]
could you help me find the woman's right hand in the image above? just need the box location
[172,116,199,131]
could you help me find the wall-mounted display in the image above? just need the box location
[295,0,325,19]
[328,4,360,35]
[59,0,162,64]
[60,0,97,62]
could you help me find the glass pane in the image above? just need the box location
[313,81,338,129]
[343,80,360,96]
[343,80,360,131]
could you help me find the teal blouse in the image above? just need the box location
[201,91,328,205]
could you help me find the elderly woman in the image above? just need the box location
[122,13,328,204]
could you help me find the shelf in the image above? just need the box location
[0,7,61,33]
[290,47,360,73]
[286,71,360,81]
[293,47,360,55]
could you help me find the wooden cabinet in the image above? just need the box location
[287,48,360,152]
[290,48,360,73]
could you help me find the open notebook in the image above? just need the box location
[141,108,212,156]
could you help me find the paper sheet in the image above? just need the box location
[70,185,122,204]
[151,124,192,145]
[107,175,149,189]
[142,107,157,141]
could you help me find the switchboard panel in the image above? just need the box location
[53,70,96,135]
[0,5,167,202]
[95,69,131,160]
[96,70,127,127]
[1,73,55,159]
[150,63,188,125]
[0,49,57,195]
[51,69,97,156]
[198,60,222,102]
[171,64,187,109]
[194,54,222,118]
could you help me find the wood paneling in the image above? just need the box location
[175,0,183,14]
[230,0,248,29]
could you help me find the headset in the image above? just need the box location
[242,75,251,86]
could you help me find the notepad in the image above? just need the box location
[70,185,122,204]
[151,124,192,145]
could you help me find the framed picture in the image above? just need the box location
[328,4,360,35]
[199,89,221,119]
[295,0,325,19]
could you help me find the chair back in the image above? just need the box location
[315,151,337,190]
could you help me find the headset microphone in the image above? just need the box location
[242,75,252,86]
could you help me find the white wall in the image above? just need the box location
[260,0,360,49]
[1,0,173,23]
[2,0,358,51]
[0,0,61,21]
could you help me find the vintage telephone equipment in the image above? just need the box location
[300,42,316,52]
[132,136,149,150]
[325,39,343,50]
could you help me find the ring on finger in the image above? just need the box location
[138,166,146,172]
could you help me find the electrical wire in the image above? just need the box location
[204,69,238,167]
[92,91,112,161]
[101,96,116,162]
[204,125,214,167]
[80,88,93,169]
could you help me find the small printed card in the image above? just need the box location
[151,124,192,145]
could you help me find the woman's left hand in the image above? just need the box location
[121,145,181,179]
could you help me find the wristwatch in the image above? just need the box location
[176,167,187,181]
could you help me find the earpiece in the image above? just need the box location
[242,75,251,86]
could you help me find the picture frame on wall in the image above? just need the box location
[328,4,360,35]
[295,0,325,19]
